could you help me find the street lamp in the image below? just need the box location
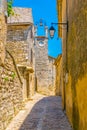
[49,21,68,38]
[49,26,56,38]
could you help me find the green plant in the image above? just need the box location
[11,72,16,79]
[4,76,9,81]
[7,0,14,17]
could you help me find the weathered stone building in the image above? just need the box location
[34,25,55,95]
[0,0,7,66]
[7,7,35,100]
[57,0,87,130]
[0,1,23,129]
[0,1,36,129]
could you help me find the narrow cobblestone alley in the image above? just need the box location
[6,93,72,130]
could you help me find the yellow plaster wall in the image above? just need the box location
[76,74,87,130]
[57,0,87,129]
[55,55,62,95]
[66,72,87,130]
[65,73,73,126]
[57,0,62,37]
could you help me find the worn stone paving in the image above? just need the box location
[6,93,72,130]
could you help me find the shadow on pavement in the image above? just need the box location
[19,96,72,130]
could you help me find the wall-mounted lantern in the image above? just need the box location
[49,21,68,38]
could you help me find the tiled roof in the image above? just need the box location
[7,7,33,24]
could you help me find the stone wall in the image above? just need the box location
[0,20,23,129]
[0,14,6,66]
[0,50,23,130]
[57,0,87,129]
[0,4,32,129]
[35,38,55,95]
[7,22,35,100]
[0,9,23,129]
[7,40,28,64]
[48,56,55,95]
[7,25,34,66]
[35,38,49,92]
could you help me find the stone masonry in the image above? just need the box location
[0,2,35,129]
[0,14,6,66]
[0,2,23,129]
[0,0,7,66]
[0,50,23,130]
[7,7,35,99]
[7,7,34,66]
[34,27,55,95]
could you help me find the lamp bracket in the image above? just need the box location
[51,21,68,32]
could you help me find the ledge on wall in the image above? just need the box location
[17,64,34,77]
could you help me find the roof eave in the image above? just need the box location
[7,22,33,26]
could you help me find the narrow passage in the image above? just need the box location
[6,93,72,130]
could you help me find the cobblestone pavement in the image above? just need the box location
[6,93,73,130]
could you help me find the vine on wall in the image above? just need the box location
[7,0,14,16]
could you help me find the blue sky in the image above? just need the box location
[13,0,62,58]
